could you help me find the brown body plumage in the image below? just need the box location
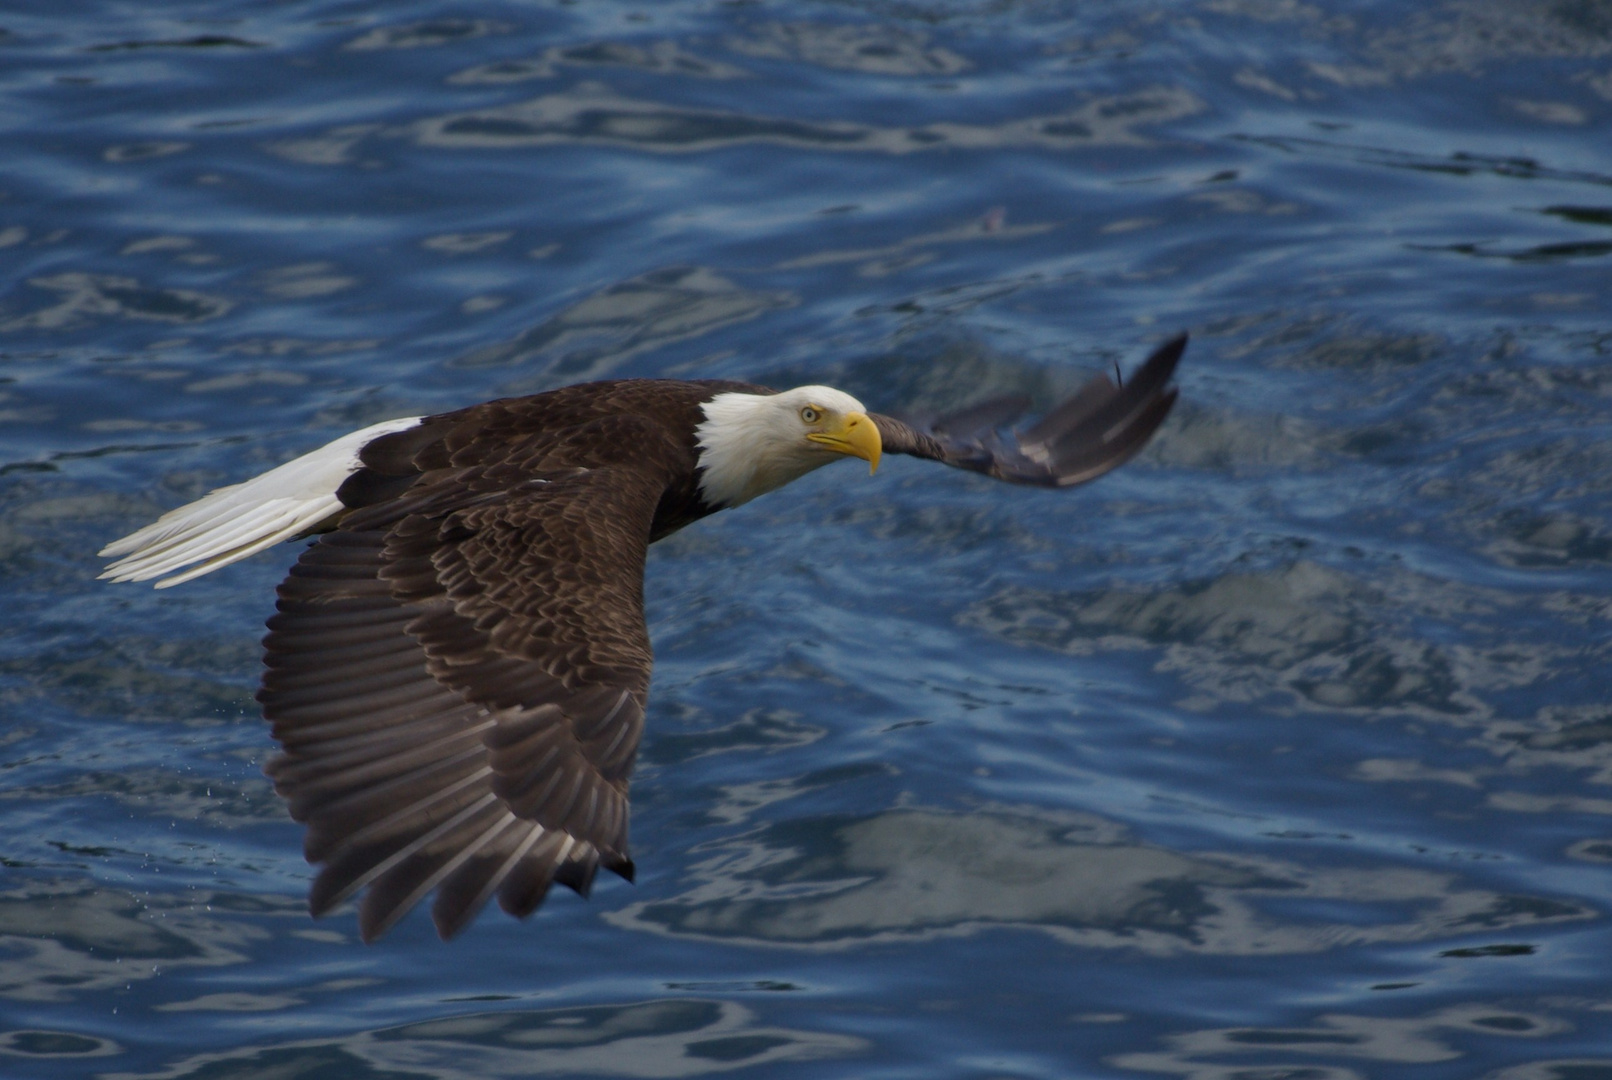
[101,334,1187,941]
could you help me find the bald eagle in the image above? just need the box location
[99,333,1185,942]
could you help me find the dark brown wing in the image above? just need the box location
[259,414,683,942]
[871,333,1186,487]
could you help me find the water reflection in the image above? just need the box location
[411,84,1203,154]
[960,562,1552,718]
[452,42,747,84]
[610,807,1588,952]
[452,266,792,379]
[1,274,231,332]
[725,22,971,76]
[0,884,263,1003]
[115,999,864,1079]
[1114,1002,1570,1079]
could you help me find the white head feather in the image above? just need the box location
[695,385,871,508]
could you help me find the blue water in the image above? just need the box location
[3,1,1612,1076]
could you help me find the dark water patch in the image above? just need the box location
[47,841,137,859]
[85,36,263,52]
[664,980,801,992]
[1415,239,1612,262]
[1566,839,1612,862]
[1541,205,1612,226]
[1440,942,1536,957]
[0,1030,118,1057]
[1265,831,1355,841]
[1235,135,1612,189]
[687,1034,795,1061]
[1225,1028,1364,1046]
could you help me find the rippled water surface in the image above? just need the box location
[4,1,1612,1076]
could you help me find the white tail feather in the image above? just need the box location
[99,416,424,588]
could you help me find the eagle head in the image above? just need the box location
[695,385,882,508]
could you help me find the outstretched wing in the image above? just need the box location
[871,333,1185,487]
[260,418,678,942]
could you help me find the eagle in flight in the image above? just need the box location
[100,333,1186,942]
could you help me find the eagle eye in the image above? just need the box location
[800,406,821,424]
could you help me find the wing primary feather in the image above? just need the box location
[306,765,496,863]
[499,834,575,918]
[552,847,600,897]
[297,758,487,860]
[262,649,434,698]
[432,822,550,939]
[1019,379,1120,451]
[275,741,490,820]
[309,791,500,919]
[267,695,471,747]
[268,721,492,789]
[594,712,635,768]
[359,808,518,943]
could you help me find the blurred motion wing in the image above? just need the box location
[872,333,1185,487]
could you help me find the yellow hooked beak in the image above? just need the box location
[807,411,882,475]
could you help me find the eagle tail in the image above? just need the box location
[97,416,422,588]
